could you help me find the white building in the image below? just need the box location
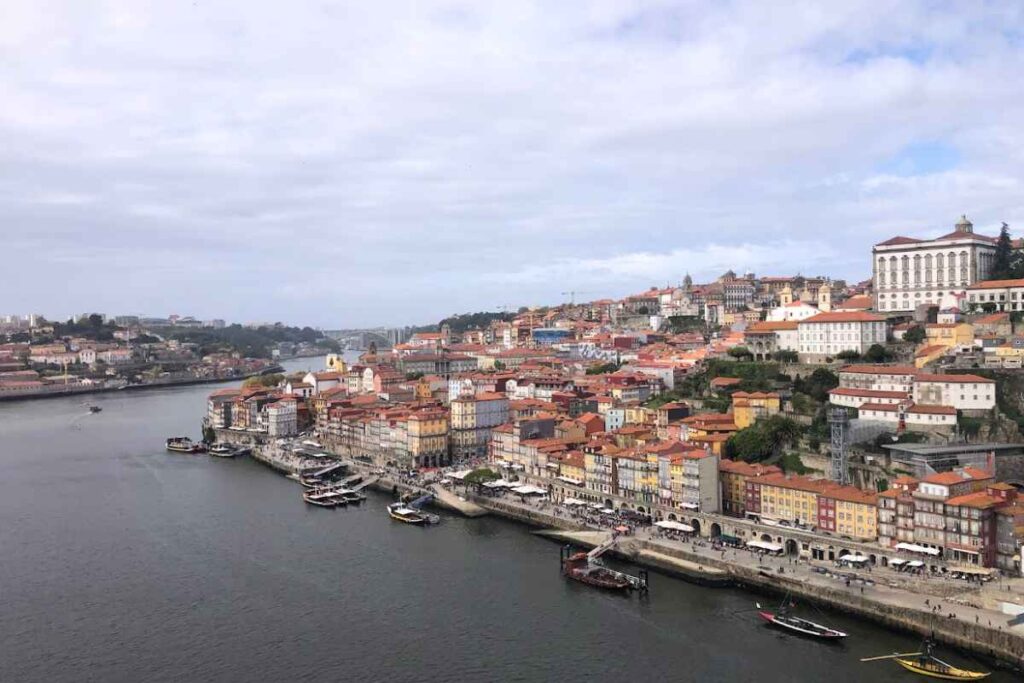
[965,278,1024,312]
[857,403,957,427]
[913,373,995,412]
[872,215,998,313]
[303,371,342,395]
[681,450,720,513]
[797,312,888,363]
[766,300,820,322]
[266,398,298,437]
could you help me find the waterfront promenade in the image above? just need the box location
[330,457,1024,669]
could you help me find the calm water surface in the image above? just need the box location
[0,357,1012,682]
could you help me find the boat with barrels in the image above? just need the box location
[559,537,647,593]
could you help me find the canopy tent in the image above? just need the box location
[512,485,548,496]
[895,542,940,556]
[483,479,516,489]
[614,525,630,533]
[588,502,604,510]
[678,502,699,510]
[557,475,583,486]
[654,520,695,533]
[448,469,472,480]
[545,463,559,470]
[888,558,906,566]
[562,497,587,506]
[950,566,993,577]
[599,508,615,514]
[839,554,870,564]
[907,560,925,568]
[747,540,784,553]
[509,463,525,471]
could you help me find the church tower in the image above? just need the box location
[818,285,832,312]
[779,285,793,307]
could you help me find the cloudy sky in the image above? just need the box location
[2,1,1023,328]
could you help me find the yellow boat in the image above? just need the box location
[893,656,990,680]
[862,639,990,681]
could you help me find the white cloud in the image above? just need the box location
[1,1,1023,326]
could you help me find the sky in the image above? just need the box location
[2,1,1023,328]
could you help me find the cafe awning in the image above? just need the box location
[557,475,583,486]
[654,520,695,533]
[896,542,940,556]
[747,540,784,553]
[512,485,548,495]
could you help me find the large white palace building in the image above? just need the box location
[872,215,998,313]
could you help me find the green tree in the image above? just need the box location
[835,350,861,360]
[992,222,1014,280]
[463,468,500,485]
[202,425,216,444]
[981,302,998,313]
[903,325,926,344]
[727,346,753,360]
[772,350,798,363]
[863,344,893,362]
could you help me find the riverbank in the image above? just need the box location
[0,365,284,403]
[231,450,1024,672]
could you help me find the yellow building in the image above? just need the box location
[560,451,586,484]
[832,492,878,540]
[718,459,781,517]
[407,409,449,468]
[756,476,821,526]
[624,405,655,426]
[924,322,973,349]
[731,391,781,429]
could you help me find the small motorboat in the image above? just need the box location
[166,437,205,454]
[208,443,239,458]
[340,490,366,504]
[303,489,339,508]
[88,405,102,413]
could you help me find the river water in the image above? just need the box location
[0,356,1011,682]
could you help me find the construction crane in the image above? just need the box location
[561,290,593,305]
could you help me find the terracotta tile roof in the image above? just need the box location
[966,278,1024,290]
[973,312,1010,324]
[944,491,1003,509]
[802,311,885,323]
[839,364,918,376]
[875,236,923,246]
[719,459,781,477]
[858,402,899,412]
[915,373,993,384]
[829,387,909,399]
[746,321,799,332]
[907,404,956,415]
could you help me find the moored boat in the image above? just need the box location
[893,656,989,680]
[562,551,632,591]
[166,437,205,454]
[758,610,847,640]
[303,489,339,508]
[208,443,239,458]
[387,502,426,524]
[88,405,102,413]
[861,637,990,680]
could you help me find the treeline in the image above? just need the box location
[410,311,514,335]
[161,324,334,358]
